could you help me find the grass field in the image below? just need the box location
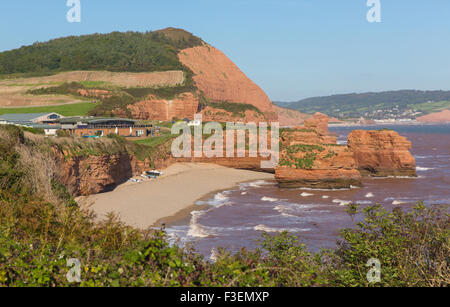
[0,102,98,116]
[410,100,450,114]
[134,133,175,147]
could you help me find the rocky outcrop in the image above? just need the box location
[77,89,111,99]
[275,114,417,188]
[126,92,199,121]
[178,44,278,121]
[55,149,160,196]
[276,168,362,189]
[304,112,330,135]
[273,105,311,126]
[275,113,362,189]
[416,110,450,123]
[201,106,266,123]
[348,130,416,177]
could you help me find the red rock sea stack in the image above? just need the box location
[275,114,417,189]
[275,113,362,189]
[348,130,417,177]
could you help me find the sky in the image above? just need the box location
[0,0,449,101]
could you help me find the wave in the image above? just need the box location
[415,155,432,159]
[261,196,279,202]
[254,224,311,233]
[365,192,374,198]
[392,200,408,205]
[332,199,351,206]
[300,192,314,197]
[274,203,313,217]
[384,197,414,201]
[187,211,214,238]
[322,195,330,199]
[196,192,231,207]
[416,166,435,171]
[240,180,273,190]
[355,200,373,205]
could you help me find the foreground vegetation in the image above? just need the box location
[0,126,448,287]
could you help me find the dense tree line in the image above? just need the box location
[0,29,203,74]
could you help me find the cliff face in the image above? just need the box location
[201,106,266,123]
[348,130,417,177]
[53,119,416,196]
[54,137,270,196]
[178,45,278,121]
[416,110,450,123]
[77,89,111,99]
[272,105,311,127]
[275,113,362,189]
[126,93,199,121]
[54,149,153,196]
[112,43,281,123]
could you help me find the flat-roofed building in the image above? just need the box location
[53,117,152,138]
[0,112,63,125]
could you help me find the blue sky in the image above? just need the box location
[1,0,449,101]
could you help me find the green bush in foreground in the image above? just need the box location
[0,126,448,287]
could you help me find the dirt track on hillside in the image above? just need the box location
[0,85,86,107]
[2,70,185,88]
[0,70,185,107]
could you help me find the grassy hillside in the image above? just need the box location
[0,29,205,118]
[0,29,203,75]
[0,102,98,116]
[278,90,450,119]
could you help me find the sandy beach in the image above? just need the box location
[80,163,274,229]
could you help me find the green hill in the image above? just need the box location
[276,90,450,119]
[0,28,203,75]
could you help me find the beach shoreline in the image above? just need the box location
[78,163,274,229]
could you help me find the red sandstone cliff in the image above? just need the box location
[348,130,417,177]
[126,93,199,121]
[178,44,278,122]
[112,42,282,123]
[275,113,362,189]
[416,110,450,123]
[77,89,111,99]
[275,114,417,188]
[273,105,311,126]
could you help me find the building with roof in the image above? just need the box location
[0,113,154,138]
[0,112,63,125]
[52,117,153,138]
[0,112,63,136]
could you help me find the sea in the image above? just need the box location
[166,124,450,259]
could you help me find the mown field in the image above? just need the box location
[0,102,98,117]
[410,100,450,113]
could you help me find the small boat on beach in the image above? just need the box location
[141,170,164,179]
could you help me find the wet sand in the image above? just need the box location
[80,163,273,229]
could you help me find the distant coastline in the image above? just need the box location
[329,120,450,127]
